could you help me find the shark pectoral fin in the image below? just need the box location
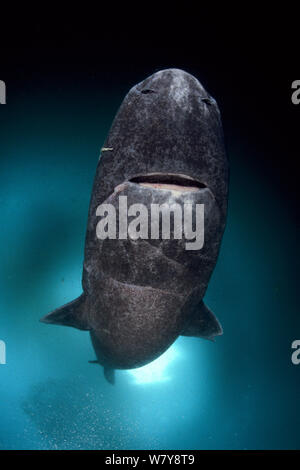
[40,294,90,331]
[182,300,223,341]
[88,360,99,364]
[104,367,115,385]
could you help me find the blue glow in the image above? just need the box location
[128,345,179,384]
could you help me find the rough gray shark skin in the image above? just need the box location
[41,68,229,384]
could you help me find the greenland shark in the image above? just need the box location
[40,68,229,384]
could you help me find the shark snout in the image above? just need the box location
[134,68,212,106]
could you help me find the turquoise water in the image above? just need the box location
[0,89,299,449]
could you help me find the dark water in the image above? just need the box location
[0,87,299,450]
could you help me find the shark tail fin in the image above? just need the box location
[88,361,115,385]
[182,300,223,341]
[104,367,115,385]
[40,294,90,331]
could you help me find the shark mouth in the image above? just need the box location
[129,173,207,193]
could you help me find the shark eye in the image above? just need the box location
[141,89,156,94]
[202,97,213,106]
